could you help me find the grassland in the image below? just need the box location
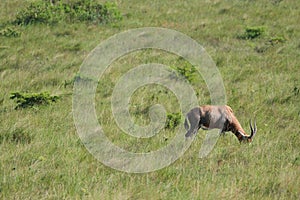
[1,0,300,199]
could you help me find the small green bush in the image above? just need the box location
[66,1,122,23]
[239,26,265,40]
[10,91,59,109]
[13,1,59,25]
[0,27,21,37]
[165,112,182,129]
[170,64,197,82]
[13,0,122,25]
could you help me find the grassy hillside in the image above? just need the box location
[1,0,299,199]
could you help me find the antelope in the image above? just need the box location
[184,105,257,143]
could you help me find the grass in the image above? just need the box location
[1,0,300,199]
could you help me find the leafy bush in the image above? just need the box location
[66,1,122,23]
[170,64,197,82]
[239,26,266,40]
[165,112,182,129]
[0,27,21,37]
[10,91,59,109]
[13,1,59,25]
[13,0,122,25]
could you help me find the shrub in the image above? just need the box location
[10,91,59,109]
[170,63,197,82]
[66,1,122,23]
[165,112,182,129]
[239,26,265,40]
[13,1,59,25]
[13,0,122,25]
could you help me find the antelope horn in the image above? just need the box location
[249,119,257,141]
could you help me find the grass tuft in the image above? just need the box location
[269,36,286,45]
[0,127,32,144]
[0,26,21,37]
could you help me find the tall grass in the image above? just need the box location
[1,0,299,199]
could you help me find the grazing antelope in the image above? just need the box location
[184,105,257,143]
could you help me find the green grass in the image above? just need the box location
[1,0,300,199]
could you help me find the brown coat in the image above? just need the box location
[184,105,257,142]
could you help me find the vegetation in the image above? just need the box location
[0,27,21,37]
[170,63,197,82]
[12,0,122,25]
[0,127,32,144]
[165,112,182,129]
[10,91,59,109]
[269,36,286,45]
[239,26,266,40]
[0,0,299,199]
